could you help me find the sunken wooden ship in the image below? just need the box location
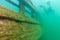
[0,0,41,40]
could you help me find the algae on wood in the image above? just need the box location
[0,6,41,40]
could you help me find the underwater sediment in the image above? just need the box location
[0,6,41,40]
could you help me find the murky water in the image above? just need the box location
[0,0,60,40]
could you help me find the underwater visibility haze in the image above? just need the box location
[0,0,60,40]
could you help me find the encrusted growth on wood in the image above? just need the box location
[0,6,41,40]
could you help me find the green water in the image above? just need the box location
[0,0,60,40]
[32,0,60,40]
[38,0,60,40]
